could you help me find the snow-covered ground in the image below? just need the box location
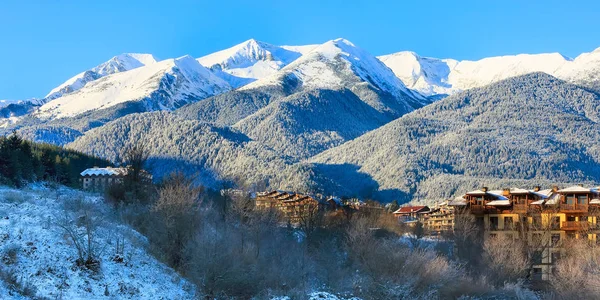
[0,184,195,299]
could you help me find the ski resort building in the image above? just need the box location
[254,191,320,225]
[80,166,152,191]
[393,205,430,224]
[80,167,129,191]
[393,202,455,234]
[452,185,600,280]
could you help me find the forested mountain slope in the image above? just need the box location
[307,73,600,202]
[68,39,429,189]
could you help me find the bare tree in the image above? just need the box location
[551,238,600,298]
[151,172,203,268]
[482,234,530,284]
[450,210,482,266]
[122,143,151,203]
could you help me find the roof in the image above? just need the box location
[486,200,511,206]
[486,190,509,200]
[448,196,467,206]
[558,186,591,193]
[466,190,487,196]
[531,189,553,198]
[590,199,600,205]
[544,193,560,205]
[80,167,127,177]
[393,206,430,214]
[510,188,530,194]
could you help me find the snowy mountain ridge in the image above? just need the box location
[242,38,423,101]
[378,46,600,96]
[45,53,158,101]
[197,39,318,88]
[36,55,231,119]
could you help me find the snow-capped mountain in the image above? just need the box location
[244,38,424,101]
[37,55,231,119]
[378,47,600,96]
[197,39,318,88]
[45,53,158,101]
[70,38,430,189]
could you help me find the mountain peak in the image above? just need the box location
[45,53,158,100]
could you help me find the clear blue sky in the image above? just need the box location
[1,0,599,100]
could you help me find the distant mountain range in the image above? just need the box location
[3,39,600,203]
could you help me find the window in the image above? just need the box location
[532,268,543,280]
[551,234,561,246]
[566,194,576,204]
[567,215,576,222]
[532,216,542,228]
[578,195,588,205]
[490,217,499,230]
[551,217,561,230]
[504,217,513,230]
[475,196,484,205]
[580,216,589,222]
[551,252,561,263]
[531,251,543,265]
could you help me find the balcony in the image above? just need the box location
[513,204,528,213]
[471,205,485,214]
[560,203,588,212]
[561,221,596,231]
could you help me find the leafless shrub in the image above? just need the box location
[1,244,20,265]
[550,238,600,298]
[56,208,102,271]
[0,266,37,298]
[482,234,530,284]
[3,191,31,204]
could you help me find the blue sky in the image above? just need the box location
[1,0,599,100]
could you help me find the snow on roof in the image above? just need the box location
[531,189,553,198]
[590,199,600,205]
[393,206,429,214]
[466,190,487,195]
[544,193,560,205]
[530,200,545,205]
[510,188,530,194]
[486,200,511,206]
[558,186,591,193]
[80,167,128,177]
[449,196,467,206]
[486,190,509,200]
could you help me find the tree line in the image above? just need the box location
[0,132,111,187]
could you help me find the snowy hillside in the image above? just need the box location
[197,39,317,88]
[45,53,158,101]
[379,46,600,96]
[0,185,194,299]
[37,55,231,119]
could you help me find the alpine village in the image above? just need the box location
[3,4,600,298]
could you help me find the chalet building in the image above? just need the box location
[80,167,128,191]
[393,203,455,234]
[452,185,600,280]
[80,166,152,191]
[254,191,320,225]
[421,200,455,235]
[393,205,430,224]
